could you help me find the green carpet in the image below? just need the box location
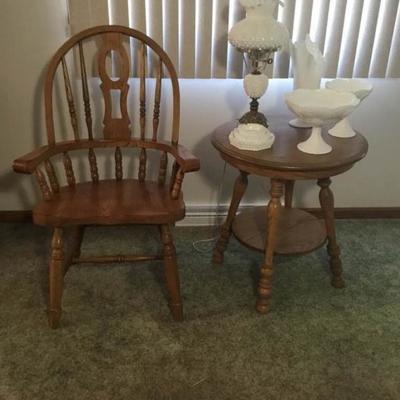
[0,221,399,400]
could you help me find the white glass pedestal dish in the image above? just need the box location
[326,79,373,138]
[285,89,360,155]
[289,118,312,129]
[297,126,331,154]
[229,123,275,151]
[328,118,355,138]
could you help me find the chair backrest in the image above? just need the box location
[45,25,179,145]
[38,25,182,190]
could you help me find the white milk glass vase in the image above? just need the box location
[289,35,325,128]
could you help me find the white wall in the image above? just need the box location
[178,78,400,215]
[0,0,68,210]
[1,1,399,220]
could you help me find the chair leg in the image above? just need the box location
[48,227,64,329]
[63,226,85,277]
[72,226,84,258]
[160,224,183,321]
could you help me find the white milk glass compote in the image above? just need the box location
[326,79,373,138]
[285,89,360,155]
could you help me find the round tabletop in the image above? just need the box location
[211,114,368,179]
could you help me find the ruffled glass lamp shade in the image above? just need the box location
[229,1,288,53]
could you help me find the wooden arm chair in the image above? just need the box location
[13,25,200,328]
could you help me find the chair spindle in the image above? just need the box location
[35,168,52,200]
[158,151,168,185]
[171,167,184,200]
[63,152,76,187]
[78,41,93,140]
[139,148,147,182]
[45,160,60,193]
[61,57,79,140]
[153,58,162,141]
[88,148,99,182]
[115,146,123,180]
[139,43,146,140]
[170,161,179,191]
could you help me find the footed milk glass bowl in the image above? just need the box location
[325,79,373,138]
[285,89,360,155]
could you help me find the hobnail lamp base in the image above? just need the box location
[297,126,332,155]
[328,117,356,138]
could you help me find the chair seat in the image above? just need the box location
[33,179,185,226]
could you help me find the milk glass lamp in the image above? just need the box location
[228,0,289,151]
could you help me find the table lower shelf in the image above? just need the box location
[232,207,327,255]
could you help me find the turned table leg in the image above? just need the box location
[318,178,345,288]
[256,179,284,314]
[284,180,295,208]
[213,171,248,264]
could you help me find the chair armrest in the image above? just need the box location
[13,145,53,174]
[169,144,200,173]
[13,140,200,174]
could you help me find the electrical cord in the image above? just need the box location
[192,161,227,254]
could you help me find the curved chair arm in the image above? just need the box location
[169,144,200,173]
[13,140,200,175]
[13,145,53,174]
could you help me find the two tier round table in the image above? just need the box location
[211,116,368,314]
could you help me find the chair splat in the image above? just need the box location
[98,32,130,139]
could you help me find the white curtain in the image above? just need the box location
[68,0,400,78]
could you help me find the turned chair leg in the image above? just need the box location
[256,179,283,314]
[318,178,345,288]
[160,224,183,321]
[63,226,85,277]
[73,226,84,258]
[213,171,248,264]
[49,227,64,329]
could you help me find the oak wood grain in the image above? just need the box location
[13,25,200,326]
[13,139,199,174]
[256,179,283,314]
[48,227,63,328]
[33,179,185,226]
[232,207,326,255]
[44,25,180,146]
[212,118,368,174]
[98,32,130,139]
[212,118,368,316]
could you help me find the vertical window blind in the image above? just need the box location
[68,0,400,78]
